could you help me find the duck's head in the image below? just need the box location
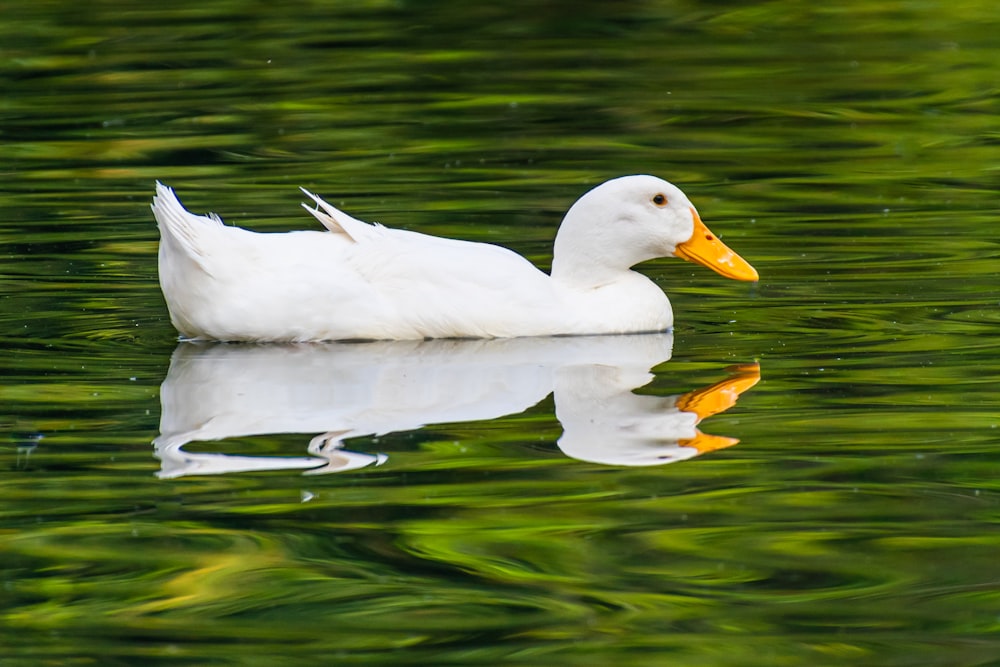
[552,175,758,284]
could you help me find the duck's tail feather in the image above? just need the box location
[300,188,379,243]
[152,182,223,272]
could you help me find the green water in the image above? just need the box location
[3,1,999,664]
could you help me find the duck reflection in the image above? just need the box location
[153,334,759,478]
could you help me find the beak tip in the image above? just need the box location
[730,259,759,282]
[674,217,759,283]
[725,262,759,282]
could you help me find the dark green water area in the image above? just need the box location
[2,1,999,664]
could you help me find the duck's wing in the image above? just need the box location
[342,223,560,338]
[300,188,382,243]
[294,193,560,338]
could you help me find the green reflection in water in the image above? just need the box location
[2,0,1000,664]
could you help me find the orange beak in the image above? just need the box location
[673,208,759,282]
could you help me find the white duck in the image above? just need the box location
[152,175,757,342]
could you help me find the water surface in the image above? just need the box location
[2,1,999,665]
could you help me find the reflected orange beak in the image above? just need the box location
[679,431,740,455]
[675,363,761,422]
[673,208,759,282]
[675,362,761,455]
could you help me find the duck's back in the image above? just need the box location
[154,187,561,341]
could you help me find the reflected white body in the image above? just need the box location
[153,334,730,478]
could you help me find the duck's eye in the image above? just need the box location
[652,194,667,206]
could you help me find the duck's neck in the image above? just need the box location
[551,240,629,288]
[551,216,647,289]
